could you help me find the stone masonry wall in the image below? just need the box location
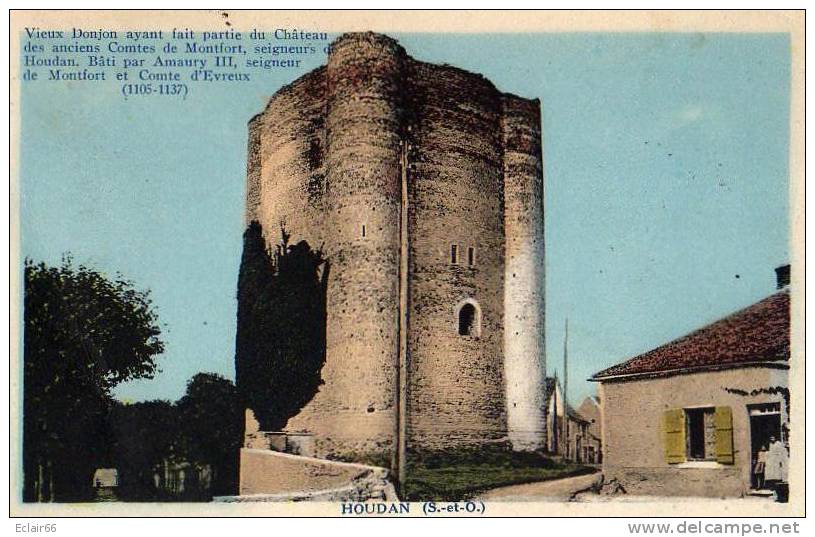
[303,33,404,456]
[245,32,544,458]
[404,60,507,449]
[237,448,394,500]
[245,114,262,223]
[502,95,546,450]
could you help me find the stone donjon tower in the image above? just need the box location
[245,32,545,457]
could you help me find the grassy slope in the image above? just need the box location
[403,448,595,501]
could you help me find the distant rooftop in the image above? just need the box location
[592,289,790,381]
[542,376,588,422]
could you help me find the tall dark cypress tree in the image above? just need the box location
[234,220,274,413]
[234,221,328,432]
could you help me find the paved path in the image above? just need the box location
[478,471,602,502]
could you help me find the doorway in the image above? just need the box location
[748,403,782,490]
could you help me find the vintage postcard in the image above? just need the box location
[8,10,805,519]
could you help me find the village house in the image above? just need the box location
[591,266,790,498]
[543,378,602,464]
[92,468,118,501]
[577,396,603,464]
[153,459,213,500]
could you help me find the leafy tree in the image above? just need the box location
[108,400,178,501]
[234,221,329,431]
[176,373,242,496]
[23,257,164,502]
[107,374,240,501]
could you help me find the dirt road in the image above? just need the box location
[478,471,602,502]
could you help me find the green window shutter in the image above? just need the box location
[663,408,685,464]
[714,406,734,464]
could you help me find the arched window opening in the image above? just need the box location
[458,303,477,336]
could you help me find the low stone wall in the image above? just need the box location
[245,431,315,456]
[236,448,396,501]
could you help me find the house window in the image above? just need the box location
[467,247,475,267]
[685,408,716,461]
[663,406,734,465]
[451,244,459,264]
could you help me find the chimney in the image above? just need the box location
[775,264,790,290]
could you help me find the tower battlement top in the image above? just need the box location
[329,31,406,55]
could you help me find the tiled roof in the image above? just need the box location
[592,290,790,380]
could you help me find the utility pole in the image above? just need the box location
[562,318,569,460]
[552,369,559,455]
[393,134,410,497]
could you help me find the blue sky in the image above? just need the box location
[20,32,790,405]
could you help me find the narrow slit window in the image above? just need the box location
[361,224,366,238]
[468,247,475,267]
[451,244,458,264]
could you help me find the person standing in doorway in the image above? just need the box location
[754,444,768,490]
[765,436,788,490]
